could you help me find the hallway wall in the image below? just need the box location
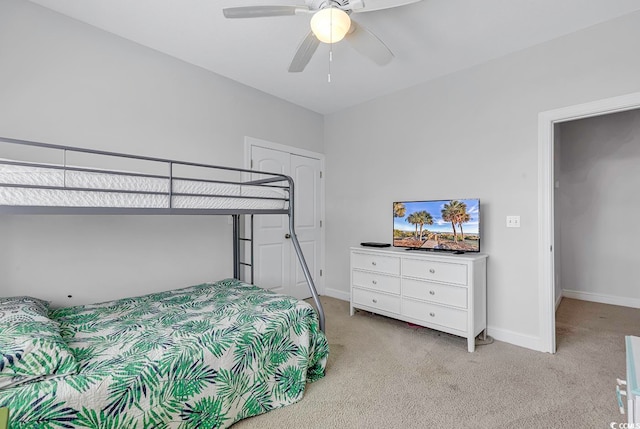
[556,109,640,307]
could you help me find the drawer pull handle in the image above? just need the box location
[429,268,435,274]
[429,312,435,317]
[429,290,435,295]
[372,299,378,303]
[372,262,377,266]
[372,280,378,285]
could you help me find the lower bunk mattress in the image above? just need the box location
[0,279,329,428]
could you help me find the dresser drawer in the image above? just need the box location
[352,270,401,295]
[402,299,467,331]
[403,278,467,308]
[402,258,467,285]
[352,287,401,314]
[352,252,400,275]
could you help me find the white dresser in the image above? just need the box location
[350,247,488,352]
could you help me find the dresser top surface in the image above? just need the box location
[351,246,488,261]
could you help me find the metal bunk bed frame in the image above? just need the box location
[0,136,325,332]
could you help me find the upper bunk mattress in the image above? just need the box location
[0,161,288,210]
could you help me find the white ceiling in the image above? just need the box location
[28,0,640,114]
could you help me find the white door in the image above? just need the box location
[251,145,291,296]
[290,154,322,299]
[250,143,322,299]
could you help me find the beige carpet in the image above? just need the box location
[234,297,640,428]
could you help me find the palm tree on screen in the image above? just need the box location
[393,202,406,218]
[441,202,459,241]
[457,210,471,241]
[414,211,434,241]
[443,200,471,242]
[406,212,420,239]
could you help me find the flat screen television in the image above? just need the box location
[393,199,480,253]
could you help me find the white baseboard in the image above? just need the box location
[562,289,640,309]
[324,287,349,302]
[487,326,545,352]
[555,293,563,311]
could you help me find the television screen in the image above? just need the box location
[393,199,480,253]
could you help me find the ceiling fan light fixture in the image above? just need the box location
[310,7,351,44]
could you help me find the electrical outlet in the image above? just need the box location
[506,215,521,228]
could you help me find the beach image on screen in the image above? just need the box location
[393,199,480,252]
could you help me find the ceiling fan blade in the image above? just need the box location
[351,0,422,13]
[345,21,393,66]
[223,5,309,19]
[288,31,320,73]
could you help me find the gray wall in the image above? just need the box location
[0,0,323,307]
[324,10,640,349]
[557,109,640,306]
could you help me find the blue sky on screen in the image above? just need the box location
[394,199,480,234]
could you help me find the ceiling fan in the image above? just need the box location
[223,0,422,72]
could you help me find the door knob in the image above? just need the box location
[285,234,291,239]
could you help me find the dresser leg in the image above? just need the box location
[468,337,475,353]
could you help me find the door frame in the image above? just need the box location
[244,136,326,295]
[538,91,640,353]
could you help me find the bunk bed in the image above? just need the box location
[0,136,328,428]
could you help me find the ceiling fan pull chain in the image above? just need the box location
[328,5,333,83]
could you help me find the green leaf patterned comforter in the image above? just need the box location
[0,279,329,428]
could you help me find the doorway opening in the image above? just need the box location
[539,91,640,353]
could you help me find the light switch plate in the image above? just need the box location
[506,215,521,228]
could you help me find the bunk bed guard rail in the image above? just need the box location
[0,136,325,332]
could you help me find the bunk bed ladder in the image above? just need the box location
[232,214,254,284]
[231,188,325,333]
